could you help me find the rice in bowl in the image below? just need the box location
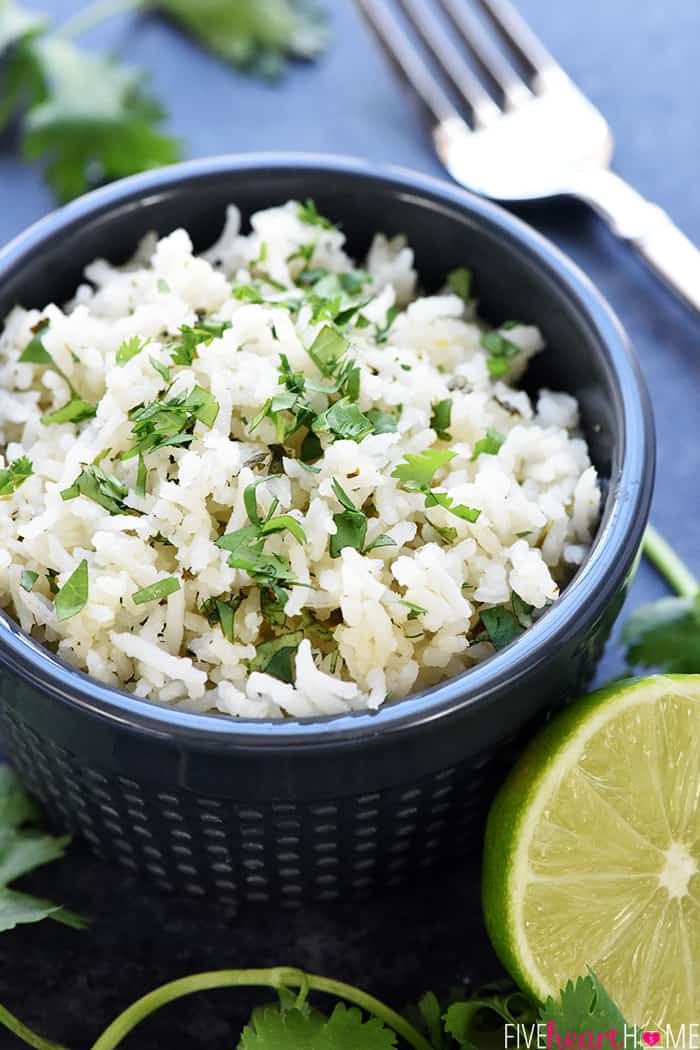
[0,201,600,719]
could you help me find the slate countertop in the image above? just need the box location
[0,0,699,1045]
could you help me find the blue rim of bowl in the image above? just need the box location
[0,153,655,747]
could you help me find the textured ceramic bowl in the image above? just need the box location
[0,155,654,904]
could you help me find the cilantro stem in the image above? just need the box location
[643,524,698,599]
[0,1003,72,1050]
[59,0,148,39]
[89,967,434,1050]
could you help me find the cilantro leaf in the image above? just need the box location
[471,428,505,460]
[124,385,219,458]
[54,558,88,621]
[308,325,348,376]
[239,1002,397,1049]
[481,606,523,650]
[116,336,148,366]
[41,397,96,426]
[298,198,335,229]
[0,455,33,496]
[366,409,397,435]
[540,972,632,1043]
[4,35,180,202]
[171,320,231,366]
[19,569,38,592]
[447,267,472,303]
[443,985,538,1050]
[0,766,85,933]
[391,448,455,491]
[313,398,373,442]
[17,325,52,364]
[329,479,367,559]
[156,0,329,79]
[201,594,243,642]
[424,490,481,523]
[61,464,133,516]
[622,593,700,673]
[430,399,452,440]
[250,631,304,684]
[132,576,180,605]
[481,330,521,379]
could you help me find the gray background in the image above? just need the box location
[0,0,698,1045]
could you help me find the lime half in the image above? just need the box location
[482,675,700,1028]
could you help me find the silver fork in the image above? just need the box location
[358,0,700,314]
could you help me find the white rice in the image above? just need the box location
[0,201,601,719]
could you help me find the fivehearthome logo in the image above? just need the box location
[505,1023,700,1049]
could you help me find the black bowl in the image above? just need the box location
[0,155,654,904]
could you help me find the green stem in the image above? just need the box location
[59,0,149,39]
[0,1004,72,1050]
[643,524,698,599]
[90,967,434,1050]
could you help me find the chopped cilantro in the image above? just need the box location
[375,304,399,344]
[447,266,472,302]
[471,428,505,460]
[482,330,521,378]
[41,398,96,426]
[329,479,367,559]
[19,569,38,592]
[391,448,455,491]
[61,464,133,516]
[424,490,481,522]
[116,337,148,366]
[149,355,171,383]
[157,278,171,293]
[201,594,243,643]
[307,325,348,376]
[135,454,148,498]
[54,559,88,621]
[430,398,452,440]
[298,198,335,229]
[249,631,303,684]
[399,599,427,620]
[171,320,231,366]
[132,577,180,605]
[18,324,52,364]
[0,456,33,497]
[123,385,219,459]
[366,409,397,434]
[481,606,524,650]
[512,590,534,628]
[313,398,373,442]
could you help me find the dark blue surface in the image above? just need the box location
[0,2,697,1044]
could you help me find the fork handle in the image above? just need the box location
[572,169,700,314]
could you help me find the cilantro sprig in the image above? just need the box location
[0,964,633,1050]
[391,448,481,533]
[623,525,700,673]
[0,1,329,201]
[123,385,219,459]
[0,456,33,497]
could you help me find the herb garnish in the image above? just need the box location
[123,385,219,459]
[202,594,243,643]
[298,198,335,229]
[329,478,393,559]
[132,576,180,605]
[171,320,231,366]
[19,324,96,423]
[471,428,505,460]
[447,266,472,302]
[430,399,452,440]
[19,569,38,592]
[216,478,305,591]
[392,449,481,531]
[61,464,135,516]
[0,456,33,497]
[481,330,521,378]
[116,337,148,366]
[54,559,88,621]
[250,631,304,683]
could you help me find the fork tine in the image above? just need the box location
[472,0,560,87]
[437,0,532,110]
[357,0,466,127]
[397,0,501,128]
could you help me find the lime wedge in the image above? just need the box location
[482,675,700,1028]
